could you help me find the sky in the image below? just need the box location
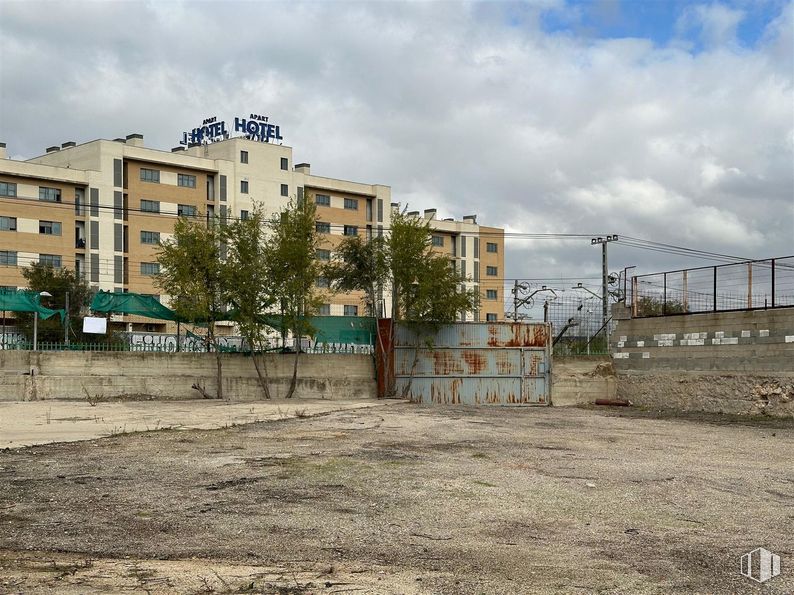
[0,0,792,308]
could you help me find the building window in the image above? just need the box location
[486,289,498,300]
[316,276,330,288]
[344,225,358,236]
[141,262,160,275]
[315,194,330,206]
[486,313,497,322]
[240,150,248,164]
[279,157,288,171]
[140,231,160,244]
[0,251,17,266]
[344,198,358,210]
[316,221,330,234]
[344,305,358,316]
[140,199,160,213]
[486,242,498,253]
[281,184,289,197]
[240,210,249,221]
[140,168,160,183]
[39,254,61,268]
[177,204,197,217]
[431,235,444,247]
[39,220,61,235]
[318,303,331,316]
[486,266,498,276]
[39,187,61,202]
[240,180,249,194]
[177,174,196,188]
[0,182,17,197]
[0,216,17,231]
[316,249,331,261]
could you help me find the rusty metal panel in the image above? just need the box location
[394,322,552,407]
[401,377,524,405]
[395,348,522,377]
[395,321,550,348]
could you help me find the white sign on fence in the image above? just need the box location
[83,317,107,334]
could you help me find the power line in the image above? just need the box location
[0,195,615,240]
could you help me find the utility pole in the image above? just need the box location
[591,235,618,326]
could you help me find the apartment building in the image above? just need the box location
[406,208,505,322]
[0,132,390,330]
[0,127,504,329]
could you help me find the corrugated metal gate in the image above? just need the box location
[394,322,552,405]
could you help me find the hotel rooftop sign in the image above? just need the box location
[180,114,284,146]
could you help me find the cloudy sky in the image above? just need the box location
[1,0,792,301]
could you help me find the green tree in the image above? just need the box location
[398,248,479,398]
[326,233,388,318]
[264,198,322,398]
[18,263,92,344]
[156,215,226,399]
[325,229,390,389]
[222,206,276,398]
[329,209,478,397]
[389,209,479,328]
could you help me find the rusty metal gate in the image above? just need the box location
[394,322,552,405]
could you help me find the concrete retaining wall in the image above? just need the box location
[611,308,794,416]
[0,351,376,401]
[551,356,617,406]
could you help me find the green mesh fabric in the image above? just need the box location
[311,316,376,344]
[90,291,179,321]
[89,291,375,344]
[0,289,65,320]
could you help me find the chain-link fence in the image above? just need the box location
[546,295,611,355]
[632,256,794,317]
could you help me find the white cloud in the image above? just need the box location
[676,3,746,47]
[0,0,791,284]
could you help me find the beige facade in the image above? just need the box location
[0,133,503,329]
[0,134,393,329]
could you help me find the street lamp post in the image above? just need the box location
[33,291,52,351]
[509,282,557,321]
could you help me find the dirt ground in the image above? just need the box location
[1,403,792,594]
[0,398,391,449]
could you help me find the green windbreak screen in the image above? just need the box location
[0,290,64,320]
[312,316,375,344]
[89,291,375,344]
[213,314,374,344]
[90,291,179,321]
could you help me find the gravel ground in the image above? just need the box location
[0,403,792,594]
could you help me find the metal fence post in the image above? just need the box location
[682,270,688,312]
[747,262,753,309]
[771,258,776,308]
[713,266,718,312]
[663,273,667,315]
